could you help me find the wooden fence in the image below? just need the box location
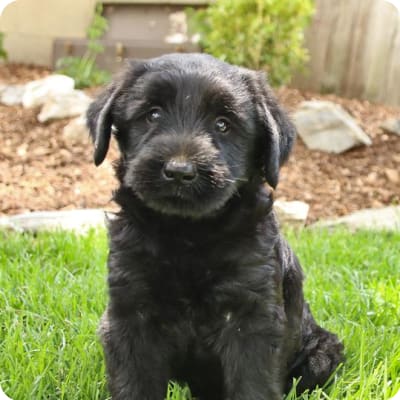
[294,0,400,106]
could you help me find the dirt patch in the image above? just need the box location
[1,64,399,222]
[276,87,400,222]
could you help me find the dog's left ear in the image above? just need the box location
[243,70,296,188]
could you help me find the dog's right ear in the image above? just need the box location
[86,81,122,166]
[86,60,148,166]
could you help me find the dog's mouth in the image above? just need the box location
[124,158,240,218]
[138,172,238,218]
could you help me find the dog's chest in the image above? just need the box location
[135,231,278,322]
[108,211,282,327]
[147,246,235,308]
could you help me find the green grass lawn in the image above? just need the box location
[0,228,399,399]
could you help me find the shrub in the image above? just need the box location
[56,4,110,88]
[187,0,314,86]
[0,32,7,61]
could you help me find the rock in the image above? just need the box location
[313,206,400,231]
[22,74,75,108]
[63,115,90,144]
[38,90,92,122]
[293,101,372,153]
[0,209,112,233]
[0,84,26,106]
[274,200,310,228]
[384,168,399,183]
[381,118,400,135]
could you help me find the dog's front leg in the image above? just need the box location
[99,310,171,400]
[217,328,285,400]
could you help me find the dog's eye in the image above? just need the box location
[215,117,230,134]
[147,107,162,123]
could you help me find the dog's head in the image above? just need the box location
[87,53,296,218]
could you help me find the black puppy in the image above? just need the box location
[87,53,344,400]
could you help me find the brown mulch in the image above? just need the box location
[0,64,51,84]
[1,64,399,223]
[276,88,400,222]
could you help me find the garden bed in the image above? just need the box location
[1,64,399,222]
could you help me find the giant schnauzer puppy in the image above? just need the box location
[87,53,344,400]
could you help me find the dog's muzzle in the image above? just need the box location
[124,133,239,218]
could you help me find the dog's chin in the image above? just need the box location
[134,185,238,219]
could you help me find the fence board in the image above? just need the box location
[294,0,400,106]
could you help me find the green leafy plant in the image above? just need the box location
[56,3,110,88]
[0,32,7,61]
[187,0,314,86]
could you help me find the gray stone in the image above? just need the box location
[274,200,310,228]
[38,90,92,122]
[381,118,400,135]
[293,101,372,153]
[313,206,400,231]
[63,115,90,144]
[0,84,26,106]
[0,209,112,233]
[22,74,75,108]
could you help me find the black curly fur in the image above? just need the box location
[87,53,344,400]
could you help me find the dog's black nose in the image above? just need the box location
[162,159,197,183]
